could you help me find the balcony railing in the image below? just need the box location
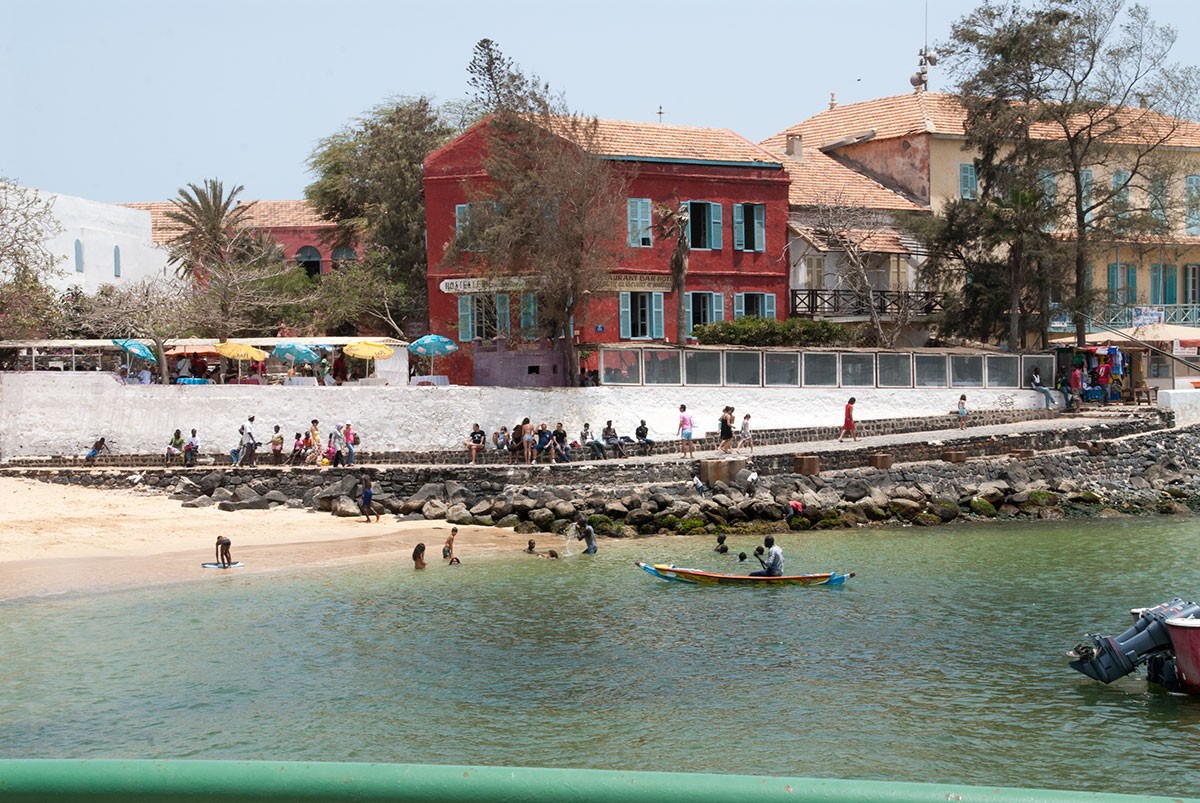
[1048,303,1200,331]
[790,289,946,319]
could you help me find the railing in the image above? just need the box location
[790,289,946,319]
[1048,304,1200,331]
[0,760,1192,803]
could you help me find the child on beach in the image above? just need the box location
[85,437,109,462]
[443,527,457,560]
[359,472,380,523]
[837,398,857,443]
[734,414,753,454]
[958,395,968,430]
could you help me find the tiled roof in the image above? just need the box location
[763,91,1200,151]
[121,200,333,244]
[789,222,912,255]
[563,118,783,165]
[782,149,922,211]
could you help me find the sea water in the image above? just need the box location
[3,517,1200,795]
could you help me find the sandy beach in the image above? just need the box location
[0,476,524,601]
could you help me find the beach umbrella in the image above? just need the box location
[343,340,396,359]
[166,338,218,357]
[113,338,157,364]
[214,342,268,362]
[407,333,458,377]
[272,342,321,365]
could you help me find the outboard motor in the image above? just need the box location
[1069,598,1200,684]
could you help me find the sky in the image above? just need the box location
[2,0,1198,204]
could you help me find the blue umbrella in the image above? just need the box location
[113,339,157,364]
[407,334,458,377]
[272,342,321,365]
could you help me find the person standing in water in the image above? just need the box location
[575,516,597,555]
[443,527,457,560]
[215,535,233,568]
[412,543,427,570]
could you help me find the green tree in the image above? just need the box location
[310,252,409,338]
[452,39,629,384]
[0,178,65,339]
[164,179,256,280]
[945,0,1200,345]
[305,97,455,327]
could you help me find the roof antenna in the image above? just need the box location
[910,1,938,92]
[657,104,664,123]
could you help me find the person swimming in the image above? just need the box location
[523,539,537,554]
[537,549,559,559]
[412,542,427,570]
[714,534,729,554]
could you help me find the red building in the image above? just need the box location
[124,200,358,277]
[423,118,792,385]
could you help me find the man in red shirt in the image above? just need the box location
[1095,361,1112,405]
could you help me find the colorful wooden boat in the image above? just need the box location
[636,561,854,587]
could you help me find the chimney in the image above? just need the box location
[829,92,838,110]
[785,133,803,157]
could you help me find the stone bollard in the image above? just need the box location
[794,455,821,475]
[942,450,968,463]
[699,457,747,487]
[1009,449,1035,459]
[868,453,894,469]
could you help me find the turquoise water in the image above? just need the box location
[3,519,1200,795]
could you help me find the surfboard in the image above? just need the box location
[200,562,244,569]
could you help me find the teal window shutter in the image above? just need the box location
[1151,265,1162,304]
[709,203,722,249]
[626,199,651,247]
[1126,264,1137,304]
[753,204,766,252]
[1107,264,1119,303]
[113,245,121,277]
[684,292,693,336]
[619,292,631,338]
[712,292,723,321]
[455,204,469,236]
[627,199,638,246]
[1081,169,1093,225]
[640,199,652,246]
[683,201,693,248]
[457,295,473,342]
[1165,265,1178,304]
[764,293,776,320]
[651,292,664,339]
[733,292,745,319]
[1151,176,1168,221]
[1187,176,1200,235]
[960,164,977,200]
[519,293,537,334]
[494,293,510,335]
[732,204,745,251]
[74,239,84,272]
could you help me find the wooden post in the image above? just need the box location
[942,450,967,463]
[868,453,893,469]
[794,455,821,475]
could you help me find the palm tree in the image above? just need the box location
[164,179,255,279]
[655,202,689,345]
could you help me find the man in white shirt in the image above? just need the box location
[240,415,258,467]
[183,428,200,466]
[750,535,784,577]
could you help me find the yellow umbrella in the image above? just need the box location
[343,340,395,359]
[214,342,268,361]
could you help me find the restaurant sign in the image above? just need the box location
[440,274,673,294]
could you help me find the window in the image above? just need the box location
[986,355,1019,387]
[1150,175,1169,223]
[840,353,874,386]
[1150,265,1178,305]
[518,293,537,336]
[295,246,322,278]
[601,350,641,384]
[74,239,83,273]
[643,350,681,384]
[685,201,722,250]
[878,353,913,387]
[684,291,723,337]
[332,246,357,268]
[1187,176,1200,235]
[627,198,652,247]
[803,255,824,289]
[113,245,121,278]
[959,163,978,200]
[802,353,838,386]
[1112,170,1131,222]
[764,353,799,386]
[1107,263,1137,304]
[1023,355,1055,388]
[1039,169,1056,230]
[454,203,489,251]
[950,355,984,387]
[915,354,947,387]
[457,293,513,342]
[733,292,776,320]
[684,351,721,384]
[619,291,664,339]
[1186,265,1200,304]
[724,352,761,386]
[732,203,765,252]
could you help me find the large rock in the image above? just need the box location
[264,490,289,504]
[446,503,473,524]
[511,495,537,516]
[181,495,216,509]
[444,480,471,504]
[198,471,225,493]
[549,499,577,520]
[235,496,273,511]
[174,477,203,498]
[332,496,362,517]
[422,499,448,520]
[841,479,871,503]
[317,475,359,501]
[625,508,655,528]
[210,486,234,503]
[528,507,556,530]
[232,484,261,503]
[604,500,629,518]
[495,514,521,529]
[469,500,492,517]
[888,498,923,521]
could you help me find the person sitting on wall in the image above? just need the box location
[634,420,655,456]
[552,422,571,463]
[601,420,628,458]
[581,423,605,460]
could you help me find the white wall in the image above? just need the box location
[1158,389,1200,426]
[39,189,168,293]
[0,372,1053,459]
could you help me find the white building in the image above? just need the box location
[39,189,168,293]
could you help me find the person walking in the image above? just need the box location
[359,471,380,523]
[734,413,754,454]
[677,404,695,459]
[344,422,356,465]
[837,398,857,442]
[957,395,968,430]
[240,415,258,466]
[718,407,735,453]
[270,425,285,465]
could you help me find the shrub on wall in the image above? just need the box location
[691,317,852,347]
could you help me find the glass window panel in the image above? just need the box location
[950,355,984,387]
[803,352,838,386]
[1022,355,1056,388]
[601,349,641,384]
[840,353,875,386]
[764,353,799,386]
[877,353,913,387]
[986,355,1020,387]
[643,350,681,384]
[684,351,721,385]
[724,351,761,386]
[915,354,947,387]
